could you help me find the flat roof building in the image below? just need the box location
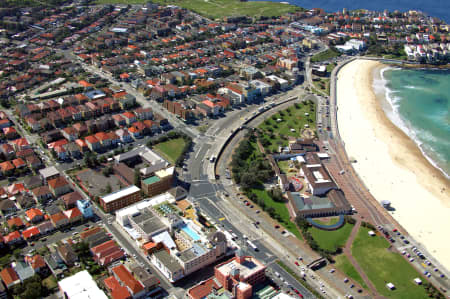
[58,270,108,299]
[100,185,142,213]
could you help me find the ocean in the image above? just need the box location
[376,68,450,178]
[253,0,450,23]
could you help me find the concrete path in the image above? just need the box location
[343,220,386,299]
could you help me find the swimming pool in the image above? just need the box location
[181,224,200,241]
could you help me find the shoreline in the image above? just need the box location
[376,66,450,179]
[336,59,450,271]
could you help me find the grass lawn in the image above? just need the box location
[277,160,292,174]
[326,63,337,73]
[153,138,186,164]
[96,0,302,19]
[42,276,58,290]
[352,227,429,299]
[315,217,339,225]
[311,49,340,63]
[251,188,302,240]
[308,222,353,252]
[258,102,316,153]
[334,254,368,290]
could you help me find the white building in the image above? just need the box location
[58,270,108,299]
[267,75,289,90]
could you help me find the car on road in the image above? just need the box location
[294,261,299,266]
[329,268,335,273]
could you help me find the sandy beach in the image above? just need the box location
[336,59,450,271]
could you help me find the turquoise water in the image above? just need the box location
[380,68,450,177]
[181,224,201,241]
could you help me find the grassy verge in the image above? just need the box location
[153,137,186,164]
[311,49,340,63]
[258,101,316,153]
[251,189,302,240]
[276,260,324,299]
[308,222,353,252]
[352,227,430,299]
[334,254,368,290]
[96,0,301,19]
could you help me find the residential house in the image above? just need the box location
[1,144,15,160]
[22,226,40,241]
[50,212,69,228]
[25,254,48,275]
[25,208,44,223]
[0,200,17,215]
[57,244,78,266]
[61,127,78,142]
[122,112,137,125]
[61,191,83,209]
[63,207,83,223]
[7,217,25,230]
[48,176,71,197]
[85,135,101,152]
[26,154,43,170]
[32,186,53,203]
[3,231,23,246]
[24,175,42,190]
[0,267,20,289]
[112,114,126,127]
[0,161,15,176]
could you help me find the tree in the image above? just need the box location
[134,169,141,188]
[105,183,112,194]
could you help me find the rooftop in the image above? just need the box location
[58,270,108,299]
[101,185,140,204]
[153,250,183,273]
[217,256,266,280]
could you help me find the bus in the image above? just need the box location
[247,240,258,251]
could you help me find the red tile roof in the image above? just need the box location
[7,183,25,194]
[25,254,46,270]
[22,226,40,240]
[50,212,67,224]
[48,176,69,189]
[64,207,82,220]
[4,231,21,243]
[112,264,144,295]
[7,217,24,228]
[0,161,15,172]
[25,208,44,221]
[0,267,19,287]
[104,276,132,299]
[188,278,219,299]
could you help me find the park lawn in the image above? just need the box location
[311,49,340,63]
[308,222,353,252]
[153,138,186,164]
[251,188,302,240]
[334,254,368,290]
[96,0,301,19]
[352,227,429,299]
[258,102,316,152]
